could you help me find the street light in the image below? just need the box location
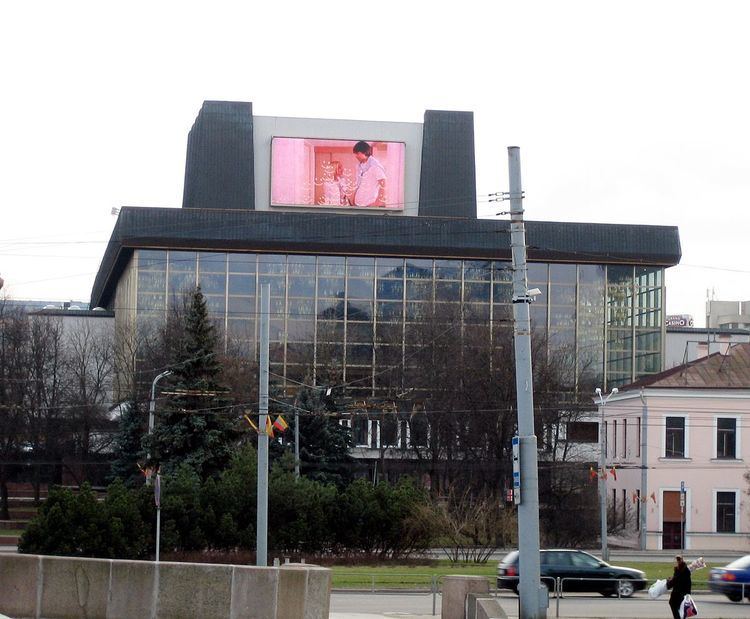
[595,386,618,561]
[146,369,173,485]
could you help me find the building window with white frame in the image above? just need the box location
[716,491,737,533]
[665,416,685,458]
[716,418,737,459]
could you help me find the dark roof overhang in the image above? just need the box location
[91,207,681,308]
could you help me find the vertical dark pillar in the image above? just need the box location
[418,110,477,218]
[182,101,255,210]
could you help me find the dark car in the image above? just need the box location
[497,549,647,598]
[709,555,750,602]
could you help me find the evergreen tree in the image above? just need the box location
[109,400,145,487]
[145,287,239,480]
[282,386,354,485]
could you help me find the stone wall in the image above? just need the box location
[0,553,330,619]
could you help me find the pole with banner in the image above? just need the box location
[155,473,161,562]
[680,480,685,554]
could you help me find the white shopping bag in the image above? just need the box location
[680,594,698,618]
[648,578,667,599]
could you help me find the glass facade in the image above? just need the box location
[115,250,665,393]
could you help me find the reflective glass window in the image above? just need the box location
[138,270,166,293]
[139,250,168,271]
[318,277,345,298]
[549,263,576,284]
[376,257,403,278]
[347,256,375,278]
[347,344,373,365]
[435,281,461,301]
[228,274,255,296]
[228,296,254,317]
[318,256,346,276]
[406,280,433,301]
[377,279,403,301]
[198,272,226,295]
[288,255,315,276]
[348,322,374,343]
[169,251,197,272]
[527,263,548,284]
[288,277,315,298]
[464,260,491,281]
[347,278,374,300]
[258,254,286,274]
[258,276,285,298]
[435,260,461,280]
[198,253,227,273]
[405,259,433,279]
[465,282,490,302]
[228,253,256,273]
[377,301,403,322]
[347,301,373,321]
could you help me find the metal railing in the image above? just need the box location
[332,572,444,615]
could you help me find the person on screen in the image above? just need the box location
[351,141,386,207]
[322,161,348,205]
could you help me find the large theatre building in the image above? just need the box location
[91,101,680,460]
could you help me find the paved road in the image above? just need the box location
[330,591,750,618]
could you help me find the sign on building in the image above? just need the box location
[666,314,694,327]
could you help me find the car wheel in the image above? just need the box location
[617,578,635,598]
[726,592,742,603]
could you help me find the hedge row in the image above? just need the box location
[19,448,433,559]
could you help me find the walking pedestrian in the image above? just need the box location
[666,555,691,619]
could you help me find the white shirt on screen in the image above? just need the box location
[354,156,386,206]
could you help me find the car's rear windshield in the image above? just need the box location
[501,551,519,564]
[726,556,750,569]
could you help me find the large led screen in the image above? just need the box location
[271,137,406,209]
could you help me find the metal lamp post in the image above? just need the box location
[146,369,173,485]
[595,386,618,562]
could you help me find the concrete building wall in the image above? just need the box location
[706,299,750,329]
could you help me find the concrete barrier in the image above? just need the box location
[441,575,490,619]
[0,554,331,619]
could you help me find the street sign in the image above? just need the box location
[154,474,161,508]
[680,480,685,493]
[512,436,521,505]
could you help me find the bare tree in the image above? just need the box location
[0,301,29,518]
[61,319,114,483]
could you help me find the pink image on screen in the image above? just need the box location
[271,138,405,209]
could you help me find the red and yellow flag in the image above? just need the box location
[266,416,275,438]
[273,415,289,433]
[610,466,617,481]
[589,466,598,482]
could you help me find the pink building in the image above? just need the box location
[599,343,750,552]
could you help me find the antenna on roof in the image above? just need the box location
[717,343,736,374]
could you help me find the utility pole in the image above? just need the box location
[595,386,618,562]
[639,389,648,550]
[256,284,270,566]
[508,146,544,619]
[294,409,300,480]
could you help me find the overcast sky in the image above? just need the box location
[1,1,748,325]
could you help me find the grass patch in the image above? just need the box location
[614,561,718,585]
[331,560,496,589]
[328,560,720,590]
